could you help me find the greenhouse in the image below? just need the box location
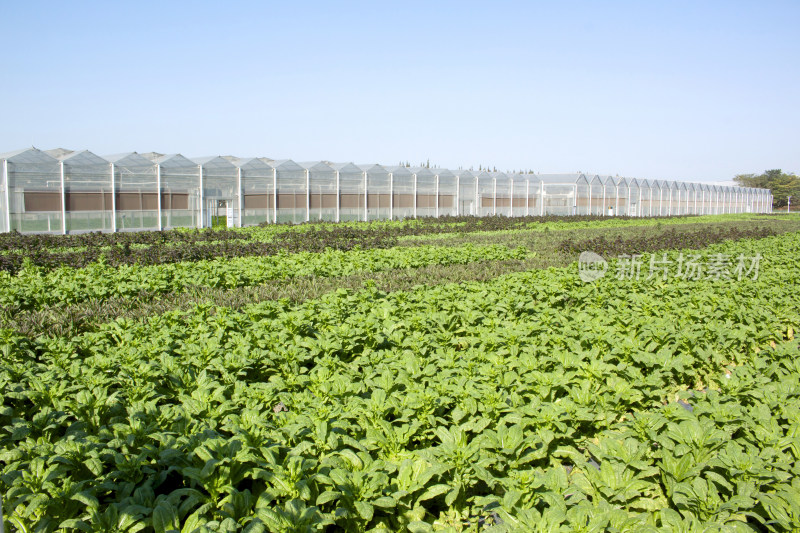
[0,147,773,234]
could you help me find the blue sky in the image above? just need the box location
[1,1,798,181]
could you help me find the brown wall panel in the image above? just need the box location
[66,192,113,211]
[164,193,189,210]
[368,194,391,208]
[140,193,158,210]
[481,197,493,208]
[438,194,454,208]
[496,197,511,208]
[416,194,436,208]
[393,194,414,208]
[310,194,338,209]
[277,193,302,209]
[340,194,364,209]
[25,191,192,212]
[244,194,276,209]
[117,193,143,210]
[512,197,526,208]
[24,192,61,212]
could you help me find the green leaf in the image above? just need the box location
[355,501,374,521]
[417,484,451,503]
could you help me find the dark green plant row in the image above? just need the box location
[0,228,400,274]
[0,228,251,251]
[3,222,794,339]
[558,226,778,258]
[0,244,528,312]
[1,232,799,531]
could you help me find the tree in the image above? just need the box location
[734,169,800,208]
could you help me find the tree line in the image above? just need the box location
[734,169,799,209]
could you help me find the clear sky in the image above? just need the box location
[1,1,798,181]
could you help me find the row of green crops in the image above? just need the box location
[0,244,528,312]
[2,231,799,531]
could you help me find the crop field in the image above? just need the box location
[2,213,800,532]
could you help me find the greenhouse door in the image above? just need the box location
[206,198,236,228]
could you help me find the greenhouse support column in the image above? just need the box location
[236,167,242,227]
[156,164,163,231]
[3,159,11,233]
[540,181,544,216]
[470,177,481,216]
[602,185,606,216]
[60,160,66,234]
[455,175,460,216]
[628,184,632,216]
[388,173,393,220]
[658,188,663,216]
[492,178,497,215]
[574,183,578,216]
[272,168,277,224]
[587,183,591,216]
[335,170,340,223]
[364,171,368,222]
[509,179,514,216]
[413,173,417,218]
[615,186,619,216]
[305,169,310,222]
[198,165,204,229]
[434,174,439,218]
[110,163,117,232]
[526,179,530,216]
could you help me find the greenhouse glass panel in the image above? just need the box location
[678,182,690,215]
[684,182,697,214]
[142,153,200,229]
[492,172,511,216]
[724,186,733,214]
[666,181,680,216]
[709,185,716,214]
[272,160,307,224]
[228,157,274,226]
[388,166,414,219]
[697,184,710,215]
[48,150,113,232]
[332,162,365,222]
[435,168,457,217]
[410,167,436,218]
[301,161,338,222]
[539,174,580,216]
[627,179,641,216]
[611,178,627,216]
[475,172,494,217]
[598,176,617,216]
[526,175,542,216]
[574,175,591,215]
[359,164,391,220]
[671,181,683,215]
[587,175,604,216]
[193,157,239,228]
[1,148,61,233]
[105,153,158,231]
[454,170,477,216]
[509,173,529,217]
[650,180,665,216]
[637,179,655,217]
[716,185,726,214]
